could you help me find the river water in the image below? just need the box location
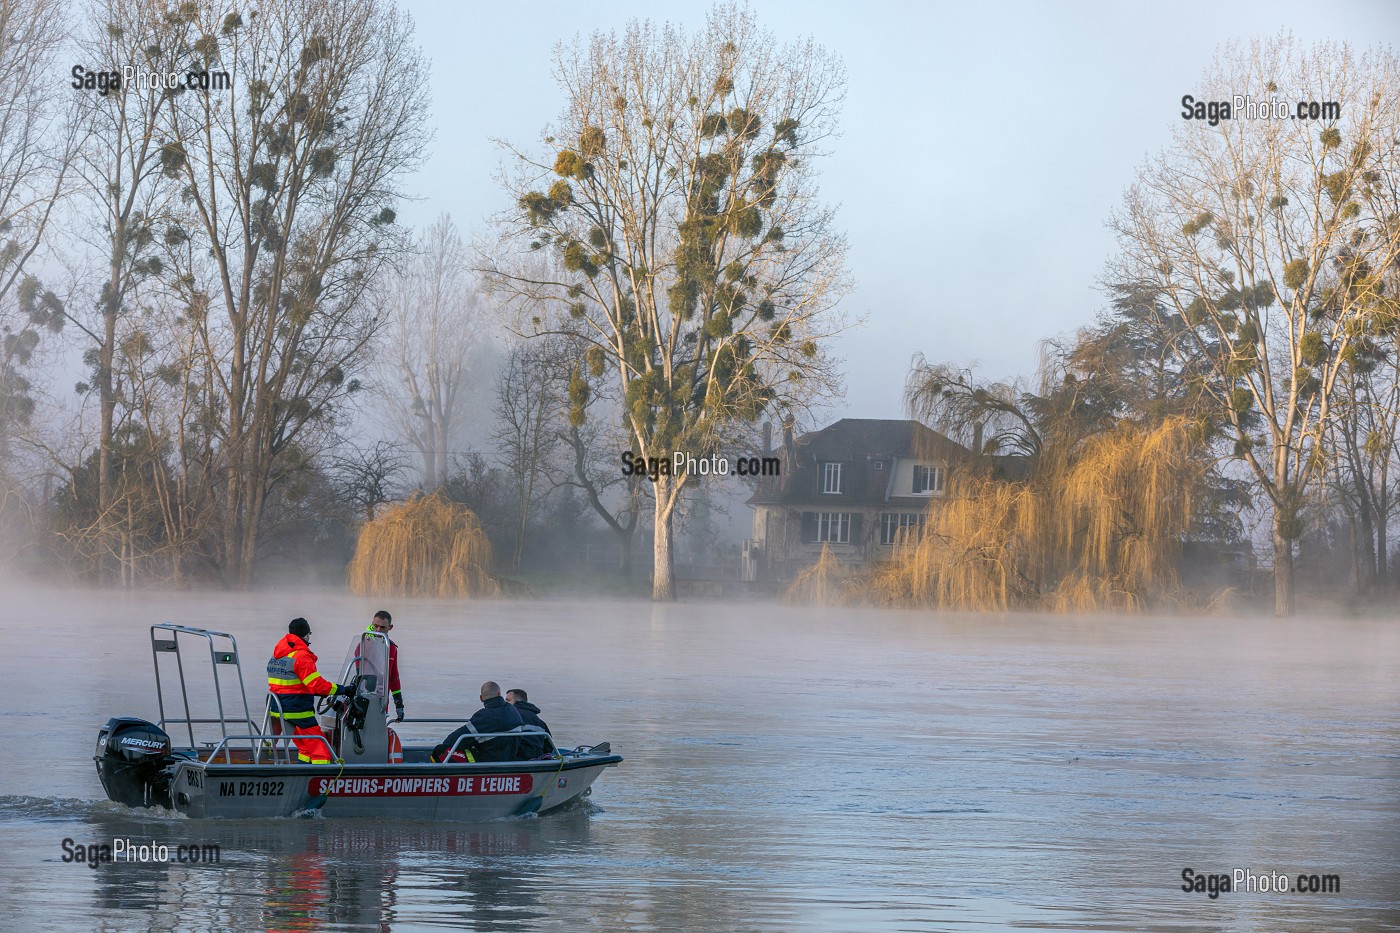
[0,586,1397,931]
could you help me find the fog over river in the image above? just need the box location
[1,587,1397,930]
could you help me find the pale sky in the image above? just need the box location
[397,0,1398,422]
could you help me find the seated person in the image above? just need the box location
[507,688,553,758]
[431,681,523,763]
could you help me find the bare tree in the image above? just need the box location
[377,214,488,489]
[560,372,649,576]
[487,4,851,599]
[60,0,190,580]
[0,0,74,462]
[1324,270,1400,592]
[334,439,406,521]
[493,336,568,570]
[1109,37,1400,615]
[158,0,430,584]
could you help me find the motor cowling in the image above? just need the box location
[95,717,176,809]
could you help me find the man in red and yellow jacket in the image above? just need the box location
[266,618,345,764]
[368,610,406,722]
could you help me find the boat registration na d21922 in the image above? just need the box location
[305,774,535,797]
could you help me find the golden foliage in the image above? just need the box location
[785,544,861,605]
[347,492,500,598]
[873,417,1203,612]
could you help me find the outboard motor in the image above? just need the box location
[94,717,176,809]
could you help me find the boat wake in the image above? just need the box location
[0,794,191,823]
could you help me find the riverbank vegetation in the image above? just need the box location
[793,37,1400,616]
[788,419,1207,611]
[347,493,499,599]
[0,10,1395,616]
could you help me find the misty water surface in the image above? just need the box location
[1,587,1397,931]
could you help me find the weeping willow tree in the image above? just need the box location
[873,418,1204,611]
[347,492,499,598]
[785,544,860,605]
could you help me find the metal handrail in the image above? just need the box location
[437,726,555,762]
[255,694,292,765]
[396,717,488,723]
[204,733,336,766]
[198,732,580,767]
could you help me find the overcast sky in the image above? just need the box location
[396,0,1398,422]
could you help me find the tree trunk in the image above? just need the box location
[616,528,633,577]
[1378,460,1390,590]
[1376,503,1389,591]
[513,467,534,571]
[651,476,676,601]
[512,514,526,570]
[1272,521,1295,617]
[1345,437,1377,593]
[221,458,242,588]
[433,433,448,493]
[1346,506,1365,594]
[237,458,268,586]
[421,446,437,490]
[97,246,121,585]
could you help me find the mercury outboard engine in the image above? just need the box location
[95,717,177,809]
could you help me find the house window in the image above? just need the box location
[816,512,851,544]
[873,460,884,471]
[821,462,844,495]
[913,464,945,495]
[881,513,924,545]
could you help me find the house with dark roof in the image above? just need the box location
[741,418,973,581]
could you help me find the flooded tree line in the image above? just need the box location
[0,5,1395,614]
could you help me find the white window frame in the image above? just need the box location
[881,512,923,545]
[913,464,945,495]
[816,512,850,544]
[821,462,844,495]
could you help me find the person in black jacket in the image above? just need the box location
[507,688,552,758]
[431,681,522,763]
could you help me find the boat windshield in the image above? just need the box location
[340,632,389,705]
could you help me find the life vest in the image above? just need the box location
[266,634,337,722]
[432,745,475,763]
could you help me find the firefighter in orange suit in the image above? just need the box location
[266,618,345,764]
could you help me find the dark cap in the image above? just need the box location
[289,618,311,638]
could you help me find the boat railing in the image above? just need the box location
[437,726,556,762]
[200,728,561,767]
[151,623,258,758]
[254,694,294,765]
[205,732,336,766]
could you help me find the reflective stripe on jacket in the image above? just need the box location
[267,633,336,719]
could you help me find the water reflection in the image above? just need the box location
[57,804,601,931]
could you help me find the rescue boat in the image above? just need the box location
[94,624,622,820]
